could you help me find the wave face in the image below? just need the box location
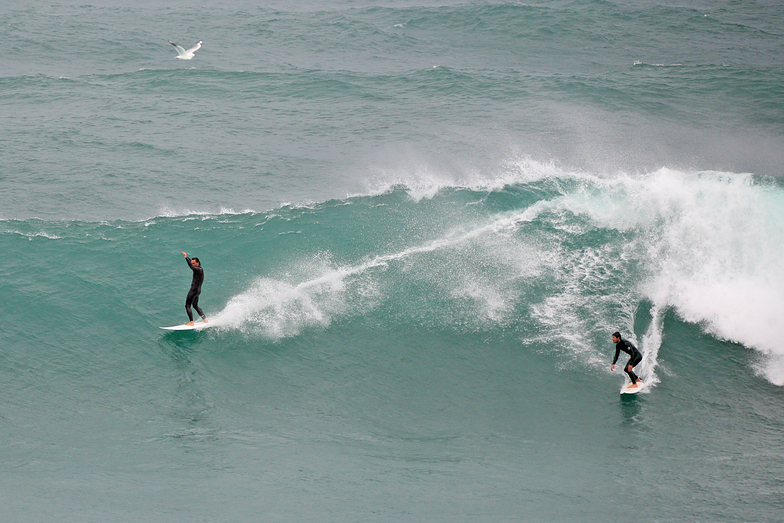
[200,166,784,384]
[6,165,783,380]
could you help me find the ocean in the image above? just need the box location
[2,1,784,521]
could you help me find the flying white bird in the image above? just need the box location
[169,40,202,60]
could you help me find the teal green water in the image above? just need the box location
[2,1,784,521]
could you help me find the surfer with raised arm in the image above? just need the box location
[611,331,642,389]
[182,252,207,326]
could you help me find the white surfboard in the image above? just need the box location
[160,321,213,331]
[620,380,645,394]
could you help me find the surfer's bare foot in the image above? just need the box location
[186,321,194,326]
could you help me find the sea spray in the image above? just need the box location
[186,166,784,387]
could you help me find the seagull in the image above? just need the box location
[169,40,202,60]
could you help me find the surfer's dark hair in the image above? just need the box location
[612,331,621,338]
[192,257,200,264]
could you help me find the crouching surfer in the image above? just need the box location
[611,331,642,388]
[182,252,207,326]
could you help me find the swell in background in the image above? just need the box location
[1,1,783,220]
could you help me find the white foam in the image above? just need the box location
[632,172,784,383]
[209,208,548,339]
[521,167,784,385]
[358,157,567,202]
[143,206,256,221]
[637,304,665,388]
[4,230,62,240]
[208,164,784,384]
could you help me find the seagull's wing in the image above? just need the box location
[169,41,187,57]
[186,41,202,54]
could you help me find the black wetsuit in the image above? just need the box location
[613,338,642,385]
[185,256,205,322]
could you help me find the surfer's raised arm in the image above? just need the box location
[183,252,199,271]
